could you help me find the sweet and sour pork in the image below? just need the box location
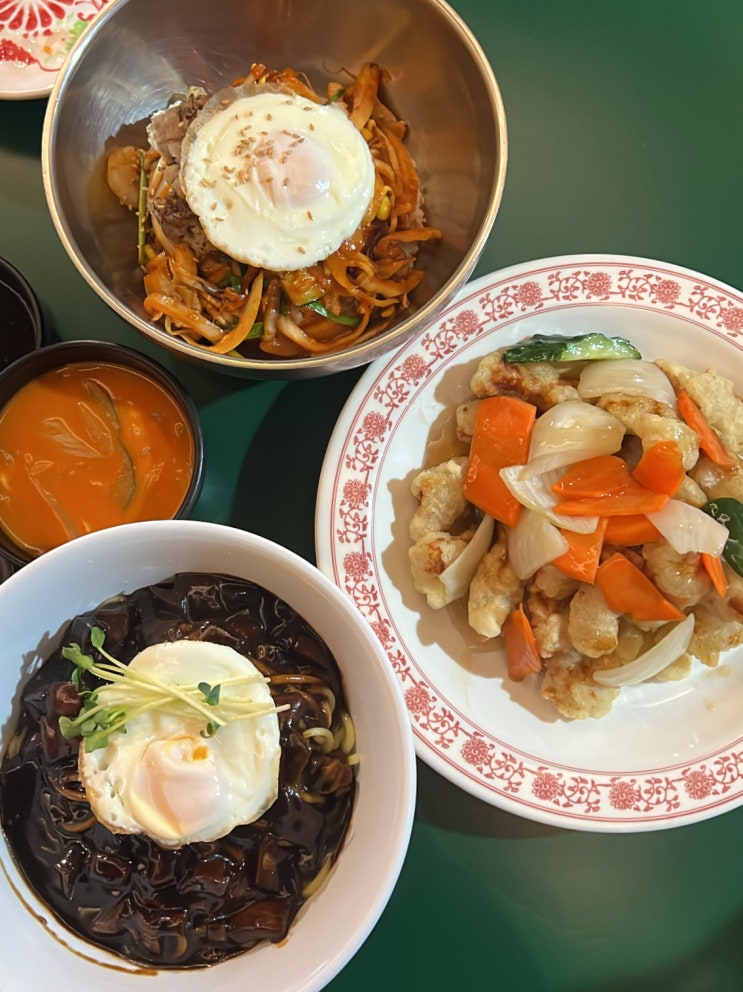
[408,347,743,720]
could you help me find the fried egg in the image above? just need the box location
[79,640,281,848]
[179,85,376,271]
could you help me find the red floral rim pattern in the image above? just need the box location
[0,0,106,96]
[320,258,743,830]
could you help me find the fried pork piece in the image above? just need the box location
[597,392,700,470]
[526,589,571,659]
[467,533,524,638]
[567,584,620,658]
[540,651,619,720]
[688,602,743,666]
[409,457,469,542]
[641,541,711,610]
[655,359,743,460]
[673,475,709,508]
[687,568,743,666]
[652,648,693,682]
[690,454,743,502]
[455,400,481,443]
[524,566,578,659]
[722,563,743,618]
[409,529,474,609]
[469,352,580,411]
[531,563,578,600]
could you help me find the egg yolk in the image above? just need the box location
[125,735,224,844]
[253,130,333,210]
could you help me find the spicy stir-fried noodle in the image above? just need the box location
[106,62,441,359]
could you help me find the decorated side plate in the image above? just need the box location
[0,0,107,99]
[315,254,743,832]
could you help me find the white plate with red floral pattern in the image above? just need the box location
[315,253,743,832]
[0,0,107,99]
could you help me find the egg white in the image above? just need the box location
[179,86,376,271]
[78,640,281,848]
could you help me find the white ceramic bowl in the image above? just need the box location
[0,520,416,991]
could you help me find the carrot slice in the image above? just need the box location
[631,440,686,496]
[701,552,729,597]
[677,389,736,469]
[551,455,634,498]
[462,396,536,528]
[554,488,669,517]
[596,552,685,622]
[603,514,662,546]
[552,454,670,516]
[552,518,608,583]
[503,604,542,681]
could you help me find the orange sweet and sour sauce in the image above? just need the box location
[0,362,195,557]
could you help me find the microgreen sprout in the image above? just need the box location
[59,627,286,752]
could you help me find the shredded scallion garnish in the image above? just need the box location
[59,627,286,752]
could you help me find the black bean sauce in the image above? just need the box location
[0,573,356,969]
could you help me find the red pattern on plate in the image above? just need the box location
[0,0,106,91]
[0,0,74,34]
[323,258,743,829]
[0,35,36,63]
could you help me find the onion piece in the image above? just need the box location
[507,508,569,580]
[439,513,495,602]
[646,499,729,556]
[522,400,625,478]
[593,613,695,687]
[499,465,600,534]
[578,359,678,407]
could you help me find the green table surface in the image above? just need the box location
[1,1,742,989]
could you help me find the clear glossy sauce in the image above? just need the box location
[0,361,194,556]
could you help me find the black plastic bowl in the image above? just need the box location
[0,257,43,372]
[0,340,205,567]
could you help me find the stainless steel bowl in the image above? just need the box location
[42,0,507,378]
